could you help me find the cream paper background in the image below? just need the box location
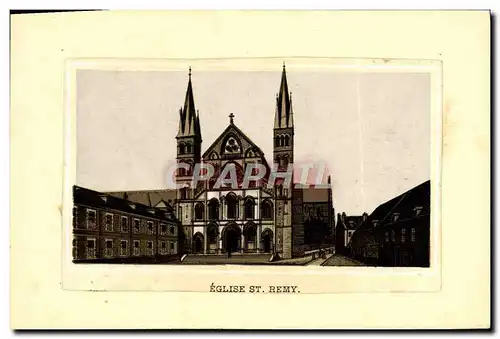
[10,11,490,329]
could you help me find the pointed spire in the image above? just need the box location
[177,67,201,139]
[274,62,293,129]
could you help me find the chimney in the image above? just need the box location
[362,212,368,222]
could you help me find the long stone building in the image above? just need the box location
[72,186,182,262]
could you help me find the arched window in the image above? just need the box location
[195,202,204,220]
[282,155,289,169]
[226,194,238,219]
[280,135,286,147]
[185,143,191,154]
[261,200,273,219]
[179,143,185,154]
[274,136,280,147]
[244,198,255,219]
[180,188,188,199]
[284,135,290,146]
[208,199,219,220]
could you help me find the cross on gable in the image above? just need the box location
[229,113,235,124]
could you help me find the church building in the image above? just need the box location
[174,65,334,259]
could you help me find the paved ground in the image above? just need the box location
[321,254,366,266]
[306,254,334,266]
[181,254,271,265]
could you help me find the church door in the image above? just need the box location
[194,237,203,254]
[226,228,240,253]
[263,234,271,253]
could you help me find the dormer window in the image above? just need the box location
[392,213,400,222]
[372,220,379,227]
[414,206,423,216]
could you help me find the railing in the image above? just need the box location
[304,246,335,259]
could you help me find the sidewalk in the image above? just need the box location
[306,253,334,266]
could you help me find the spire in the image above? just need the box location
[177,67,201,139]
[274,63,293,129]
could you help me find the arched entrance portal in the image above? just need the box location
[222,224,241,253]
[261,229,273,253]
[193,233,204,254]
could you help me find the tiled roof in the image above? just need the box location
[73,186,178,222]
[104,189,177,211]
[360,180,430,231]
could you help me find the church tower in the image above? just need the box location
[176,68,202,253]
[273,63,294,259]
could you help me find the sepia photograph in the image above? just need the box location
[73,61,432,268]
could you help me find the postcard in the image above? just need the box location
[10,10,490,329]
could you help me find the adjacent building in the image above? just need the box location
[348,180,431,267]
[72,186,182,262]
[334,212,367,255]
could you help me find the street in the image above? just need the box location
[321,254,366,266]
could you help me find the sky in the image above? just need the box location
[76,69,430,215]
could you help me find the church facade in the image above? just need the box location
[174,66,334,259]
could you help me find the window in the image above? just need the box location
[223,137,241,154]
[121,217,128,232]
[146,241,154,256]
[208,199,219,220]
[284,134,290,146]
[178,206,183,221]
[120,240,127,256]
[87,209,96,228]
[105,214,113,231]
[162,242,166,248]
[133,219,140,233]
[133,240,140,256]
[261,201,273,219]
[105,239,113,257]
[411,228,416,242]
[170,242,175,250]
[226,194,238,219]
[391,230,395,242]
[414,206,423,216]
[244,199,255,219]
[401,228,406,243]
[185,144,191,153]
[195,203,204,220]
[179,143,185,154]
[169,226,175,235]
[160,224,167,234]
[274,136,280,147]
[392,213,400,222]
[147,221,154,234]
[372,220,379,227]
[86,239,96,259]
[385,232,389,243]
[180,188,188,199]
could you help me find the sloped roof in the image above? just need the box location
[104,189,177,211]
[73,186,178,222]
[360,180,431,231]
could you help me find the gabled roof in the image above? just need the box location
[202,121,265,161]
[336,213,366,230]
